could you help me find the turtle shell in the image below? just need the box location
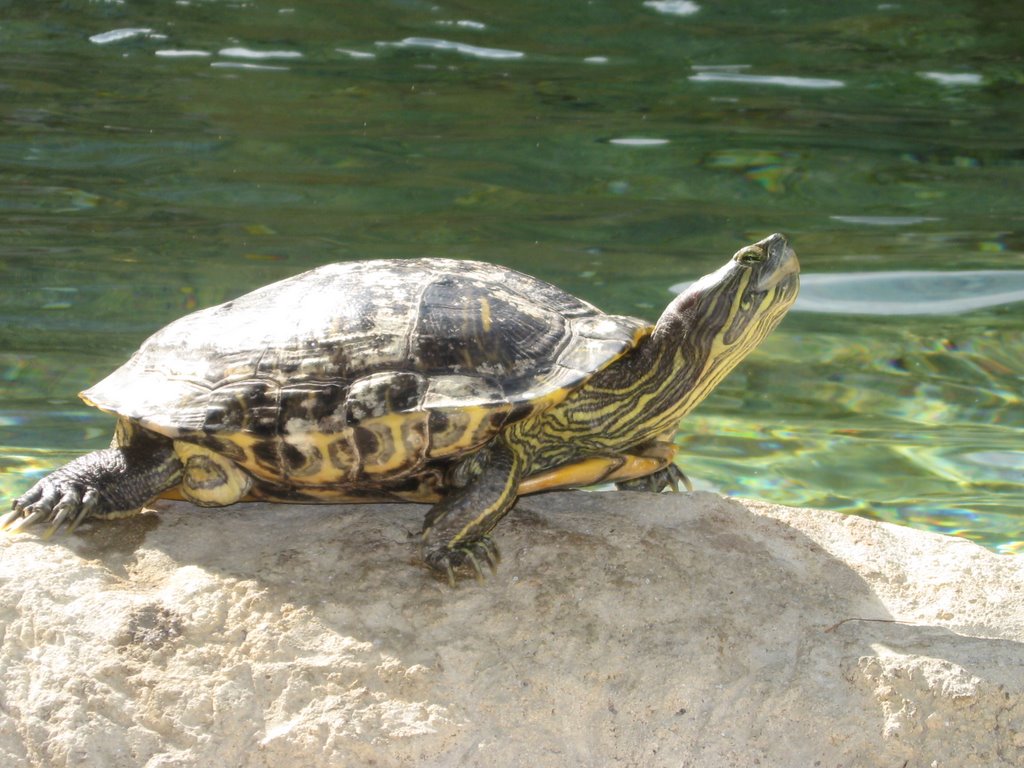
[82,259,650,486]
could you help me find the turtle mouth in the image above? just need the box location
[751,234,800,293]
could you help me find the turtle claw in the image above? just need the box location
[5,476,101,537]
[42,500,76,540]
[67,488,101,533]
[662,464,693,492]
[0,508,21,530]
[616,464,693,493]
[424,536,501,587]
[5,506,49,533]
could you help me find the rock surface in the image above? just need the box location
[1,490,1022,767]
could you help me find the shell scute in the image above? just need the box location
[344,371,428,423]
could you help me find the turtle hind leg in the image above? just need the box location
[612,438,692,492]
[421,439,523,586]
[3,427,182,537]
[615,463,692,493]
[517,439,692,495]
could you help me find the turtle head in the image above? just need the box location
[673,232,799,333]
[652,233,800,412]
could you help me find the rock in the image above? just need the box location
[1,490,1021,767]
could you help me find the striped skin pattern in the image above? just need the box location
[513,236,800,475]
[5,235,798,581]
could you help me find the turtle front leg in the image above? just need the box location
[3,428,182,537]
[421,438,523,585]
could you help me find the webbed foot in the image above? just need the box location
[615,463,692,493]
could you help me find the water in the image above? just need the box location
[2,0,1022,552]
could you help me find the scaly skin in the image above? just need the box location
[3,429,181,536]
[421,439,523,585]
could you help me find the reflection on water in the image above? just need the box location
[2,0,1022,553]
[795,271,1024,315]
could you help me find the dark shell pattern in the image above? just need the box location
[82,259,650,487]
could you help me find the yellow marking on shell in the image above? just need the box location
[479,298,492,332]
[160,478,444,505]
[356,412,425,475]
[282,411,431,482]
[173,441,252,506]
[428,404,501,458]
[158,486,186,501]
[292,464,348,484]
[209,431,280,482]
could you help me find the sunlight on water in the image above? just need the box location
[669,312,1024,554]
[89,28,158,45]
[643,1,701,16]
[609,138,672,147]
[689,71,846,90]
[795,272,1024,315]
[378,38,525,60]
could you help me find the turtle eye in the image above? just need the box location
[736,247,765,265]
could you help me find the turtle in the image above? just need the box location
[4,233,799,582]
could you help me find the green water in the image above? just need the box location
[2,1,1022,551]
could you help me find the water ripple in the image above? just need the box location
[690,71,845,89]
[831,215,942,226]
[437,20,488,30]
[219,47,303,60]
[609,137,670,146]
[919,72,984,86]
[643,1,701,15]
[379,37,524,60]
[89,28,157,45]
[336,48,377,60]
[211,62,290,72]
[155,49,212,58]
